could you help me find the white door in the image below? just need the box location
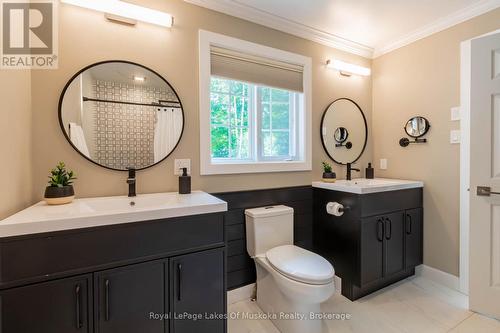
[469,31,500,319]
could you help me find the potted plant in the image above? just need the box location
[322,161,336,183]
[44,162,77,205]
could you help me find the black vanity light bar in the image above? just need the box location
[82,97,181,107]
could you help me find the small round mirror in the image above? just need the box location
[59,61,184,171]
[334,127,349,143]
[321,98,367,165]
[404,116,430,138]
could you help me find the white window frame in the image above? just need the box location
[199,30,312,175]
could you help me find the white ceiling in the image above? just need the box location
[185,0,500,58]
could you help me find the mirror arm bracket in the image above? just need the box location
[399,137,427,147]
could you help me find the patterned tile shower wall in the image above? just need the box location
[92,80,177,169]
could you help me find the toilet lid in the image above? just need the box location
[266,245,334,285]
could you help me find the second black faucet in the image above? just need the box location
[346,163,360,181]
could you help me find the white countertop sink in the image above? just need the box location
[0,191,227,238]
[312,178,423,194]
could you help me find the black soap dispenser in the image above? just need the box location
[179,168,191,194]
[366,163,374,179]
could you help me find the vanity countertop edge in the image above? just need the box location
[312,178,424,194]
[0,191,228,238]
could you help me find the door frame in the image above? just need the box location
[459,29,500,297]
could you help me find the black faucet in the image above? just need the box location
[127,168,136,197]
[346,163,360,181]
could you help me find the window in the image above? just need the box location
[210,78,252,160]
[210,77,301,163]
[199,30,312,175]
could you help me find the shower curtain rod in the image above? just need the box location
[82,97,181,108]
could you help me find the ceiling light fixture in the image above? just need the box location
[60,0,174,28]
[326,59,371,77]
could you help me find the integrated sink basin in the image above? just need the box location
[0,191,227,238]
[312,178,423,194]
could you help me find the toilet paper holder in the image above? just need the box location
[338,205,350,213]
[326,202,350,217]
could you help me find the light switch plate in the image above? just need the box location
[450,130,461,144]
[451,107,461,121]
[380,158,388,170]
[174,159,191,175]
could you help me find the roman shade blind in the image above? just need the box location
[210,46,304,92]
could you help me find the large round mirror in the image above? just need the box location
[321,98,367,165]
[404,116,430,138]
[59,61,184,171]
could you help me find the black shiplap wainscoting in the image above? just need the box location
[213,186,313,291]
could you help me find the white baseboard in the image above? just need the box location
[415,265,460,291]
[227,283,256,305]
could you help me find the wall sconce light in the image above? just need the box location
[61,0,174,28]
[326,59,371,77]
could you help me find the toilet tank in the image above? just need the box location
[245,205,294,257]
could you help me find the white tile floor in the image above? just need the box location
[228,276,500,333]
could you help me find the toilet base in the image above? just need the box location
[255,260,330,333]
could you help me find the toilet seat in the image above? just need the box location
[266,245,334,285]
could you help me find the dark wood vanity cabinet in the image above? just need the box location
[0,213,226,333]
[95,260,167,333]
[405,208,424,269]
[314,188,423,300]
[359,211,409,286]
[170,248,225,333]
[0,275,92,333]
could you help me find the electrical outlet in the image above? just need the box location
[451,107,461,121]
[174,159,191,175]
[450,130,461,144]
[380,158,388,170]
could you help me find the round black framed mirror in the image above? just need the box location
[58,60,184,171]
[404,116,430,138]
[321,98,368,165]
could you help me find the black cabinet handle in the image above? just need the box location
[406,214,412,235]
[177,264,182,301]
[377,219,384,242]
[385,218,392,240]
[75,284,82,329]
[105,279,110,321]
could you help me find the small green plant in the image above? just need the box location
[48,162,76,187]
[322,161,333,173]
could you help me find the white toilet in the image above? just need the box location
[245,205,335,333]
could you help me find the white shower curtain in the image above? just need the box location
[69,122,90,157]
[154,107,183,163]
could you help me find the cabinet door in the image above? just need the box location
[0,275,91,333]
[405,208,423,268]
[170,248,225,333]
[360,216,384,285]
[96,260,167,333]
[384,211,405,276]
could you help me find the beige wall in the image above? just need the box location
[372,8,500,276]
[5,0,500,278]
[0,70,32,219]
[30,0,372,201]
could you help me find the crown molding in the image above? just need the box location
[373,0,500,58]
[184,0,374,59]
[186,0,500,60]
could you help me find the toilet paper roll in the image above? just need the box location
[326,202,344,217]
